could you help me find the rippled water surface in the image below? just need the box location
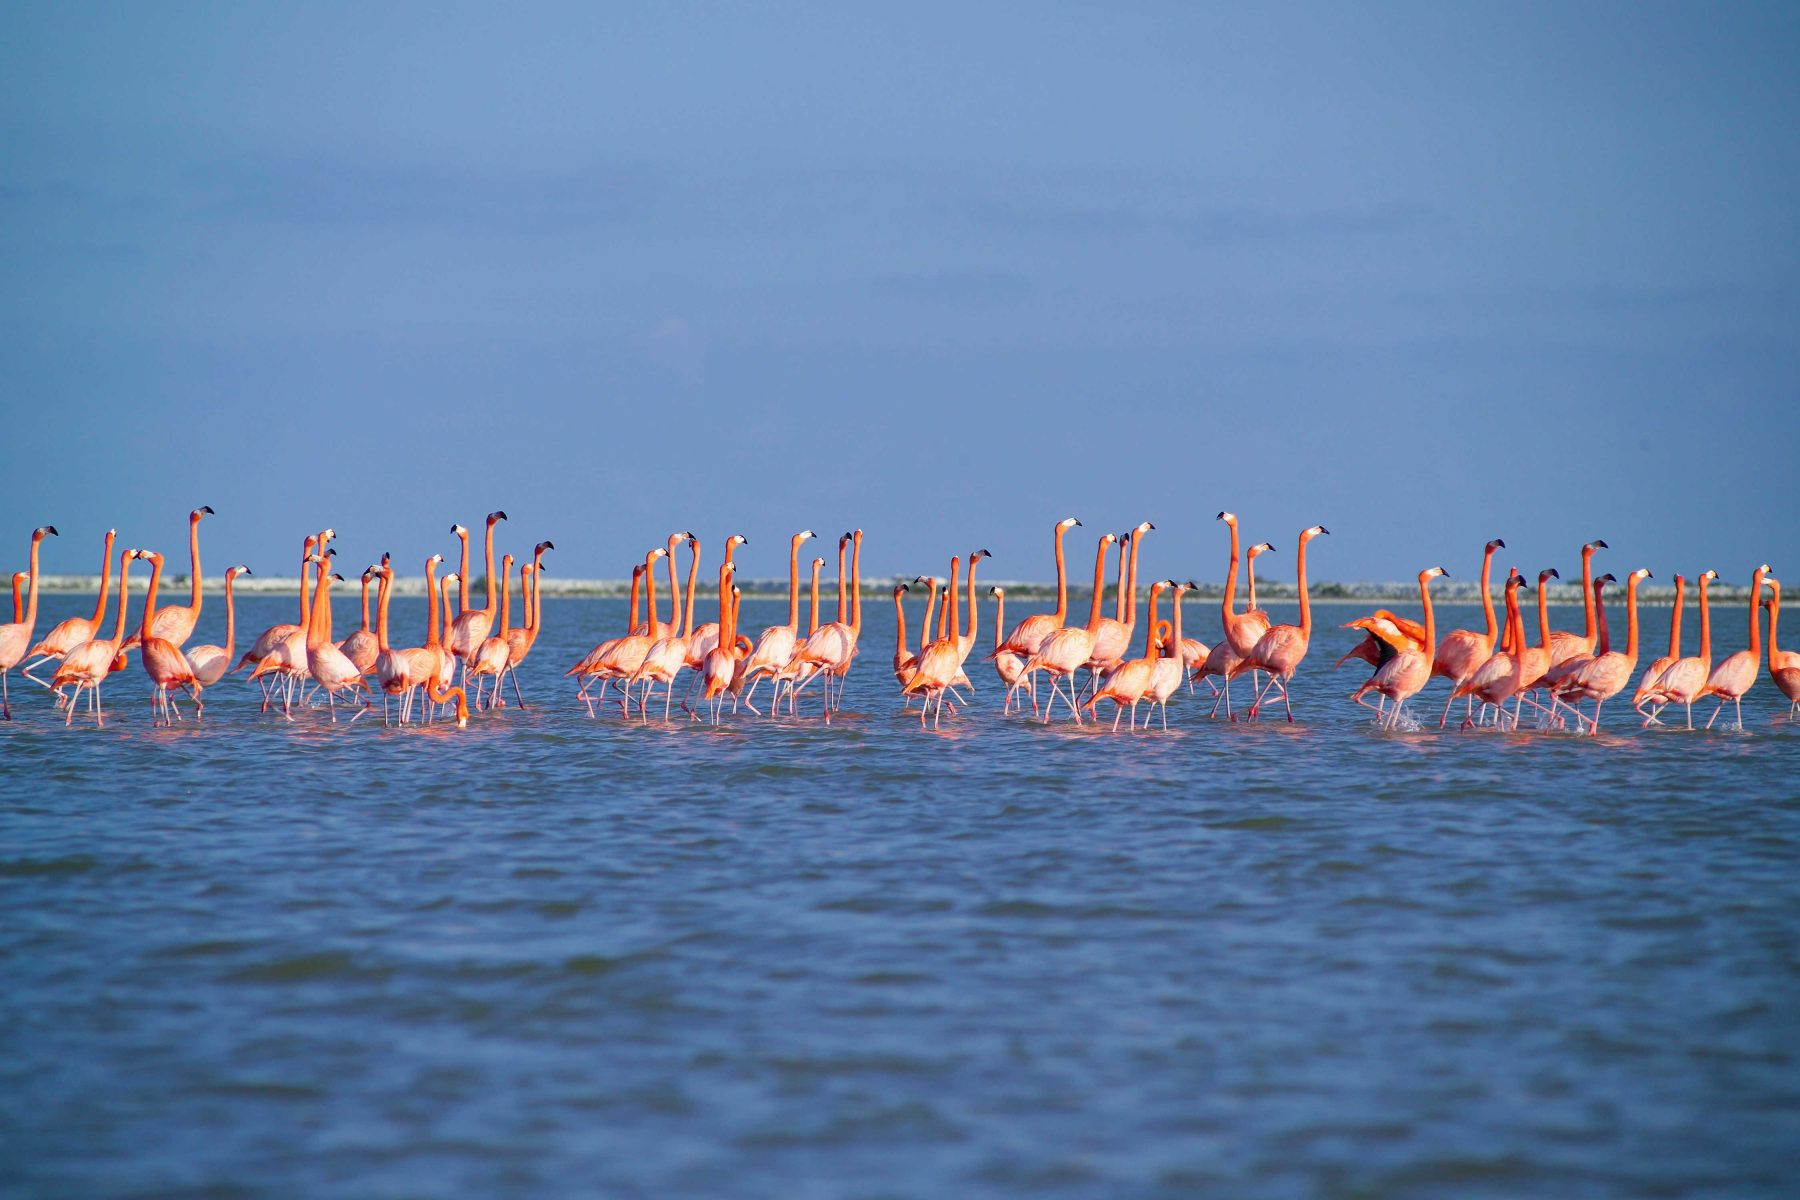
[5,593,1799,1198]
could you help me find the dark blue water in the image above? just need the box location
[5,593,1798,1198]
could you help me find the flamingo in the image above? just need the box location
[469,554,517,710]
[184,564,252,687]
[234,533,319,678]
[1085,579,1170,731]
[8,572,21,623]
[1763,579,1800,718]
[1145,581,1197,729]
[51,545,136,726]
[1565,568,1652,735]
[337,565,382,674]
[1087,522,1153,685]
[568,561,645,701]
[248,539,334,715]
[793,529,867,718]
[1632,573,1685,721]
[448,511,507,666]
[988,586,1036,715]
[502,540,554,708]
[1241,524,1330,721]
[631,535,704,719]
[1203,513,1274,719]
[697,563,748,722]
[1352,566,1449,730]
[1454,571,1530,730]
[772,554,828,712]
[1638,570,1717,728]
[135,551,205,725]
[1021,532,1118,723]
[955,542,989,669]
[23,527,115,688]
[738,530,816,713]
[588,546,671,714]
[302,555,371,722]
[901,555,965,727]
[1431,537,1506,727]
[130,506,213,649]
[1513,568,1562,723]
[1542,569,1615,717]
[1697,564,1771,730]
[991,517,1081,660]
[0,524,57,719]
[1548,539,1608,666]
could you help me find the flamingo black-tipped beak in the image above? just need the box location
[1319,526,1331,536]
[1594,539,1609,549]
[1147,523,1157,531]
[331,573,345,582]
[494,511,508,522]
[44,525,59,537]
[1072,519,1082,527]
[1547,568,1561,579]
[326,548,338,558]
[201,505,215,515]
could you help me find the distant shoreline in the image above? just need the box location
[17,576,1756,605]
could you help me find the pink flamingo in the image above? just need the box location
[793,530,868,718]
[698,563,748,722]
[1201,513,1273,718]
[1697,564,1771,730]
[469,553,516,710]
[51,545,136,726]
[1085,579,1169,731]
[1547,540,1608,666]
[568,561,645,701]
[1086,522,1153,685]
[23,527,114,687]
[1512,568,1562,723]
[1352,566,1449,729]
[1146,581,1197,728]
[1241,524,1330,721]
[1021,532,1118,723]
[1430,537,1506,727]
[234,533,319,678]
[631,535,702,720]
[130,506,213,649]
[901,556,965,727]
[589,546,671,714]
[0,524,57,718]
[1633,574,1685,720]
[1453,571,1529,729]
[988,586,1035,715]
[1639,570,1717,728]
[338,565,381,674]
[448,511,507,667]
[685,534,748,667]
[248,538,334,715]
[991,517,1081,661]
[135,550,206,725]
[185,565,252,687]
[1763,579,1799,717]
[303,555,371,722]
[738,530,817,713]
[9,572,21,623]
[1566,568,1652,734]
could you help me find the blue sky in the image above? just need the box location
[2,2,1796,586]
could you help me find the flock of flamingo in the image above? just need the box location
[0,510,1793,735]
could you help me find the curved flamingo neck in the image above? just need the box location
[223,570,238,655]
[682,541,700,638]
[1697,575,1712,665]
[309,567,334,648]
[626,567,642,633]
[943,558,960,645]
[496,566,511,639]
[786,538,804,630]
[1124,531,1145,629]
[1623,574,1643,661]
[807,560,823,636]
[110,552,135,643]
[21,534,43,629]
[896,591,910,658]
[835,540,848,626]
[849,534,863,636]
[1086,541,1111,631]
[375,571,391,651]
[1749,572,1764,662]
[298,540,315,623]
[482,521,499,612]
[1169,587,1188,658]
[643,552,663,638]
[1593,583,1610,657]
[1296,534,1314,637]
[1052,524,1070,623]
[456,531,471,611]
[1537,577,1553,650]
[1767,583,1780,662]
[1580,547,1598,646]
[1667,577,1685,659]
[425,559,441,648]
[90,532,115,625]
[139,556,163,643]
[920,581,938,654]
[187,516,203,612]
[1221,520,1241,621]
[1113,537,1130,622]
[441,576,457,644]
[1420,573,1439,669]
[358,575,372,633]
[1504,581,1523,655]
[962,553,980,642]
[12,575,22,623]
[1478,545,1498,646]
[1141,584,1163,656]
[989,591,1002,651]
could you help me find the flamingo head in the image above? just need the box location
[361,567,375,582]
[1304,525,1329,541]
[1059,517,1081,530]
[896,583,910,598]
[1423,566,1449,581]
[1101,532,1119,546]
[1584,539,1608,553]
[1249,541,1275,559]
[321,529,336,542]
[428,553,444,566]
[192,506,214,521]
[1632,568,1652,583]
[988,585,1003,598]
[812,557,826,569]
[971,548,992,562]
[729,534,748,547]
[488,511,507,525]
[1701,569,1718,582]
[536,540,555,555]
[1485,537,1505,551]
[1136,521,1155,535]
[651,548,668,560]
[1216,511,1236,524]
[451,524,467,537]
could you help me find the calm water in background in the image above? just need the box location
[4,590,1798,1198]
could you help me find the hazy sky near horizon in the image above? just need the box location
[2,2,1796,587]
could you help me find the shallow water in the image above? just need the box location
[4,593,1798,1198]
